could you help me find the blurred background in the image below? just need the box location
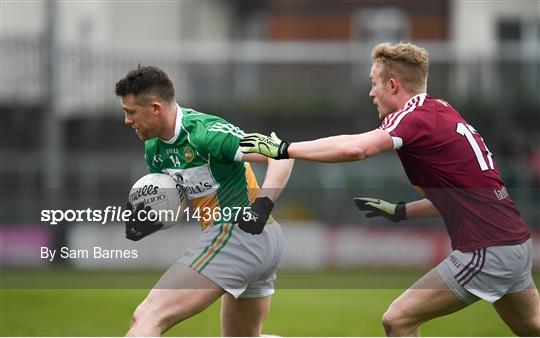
[1,0,539,335]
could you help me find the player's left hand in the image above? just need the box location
[239,132,289,159]
[237,197,274,235]
[354,197,407,223]
[125,202,164,241]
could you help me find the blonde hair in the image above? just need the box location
[371,42,429,94]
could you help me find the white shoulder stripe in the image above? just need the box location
[418,93,426,106]
[211,123,244,135]
[210,129,244,139]
[382,94,427,133]
[221,124,244,134]
[208,123,244,134]
[382,107,406,129]
[208,124,245,138]
[382,105,416,133]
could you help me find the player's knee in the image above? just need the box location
[128,315,158,337]
[382,307,400,334]
[382,304,415,336]
[129,299,162,335]
[130,305,152,328]
[131,305,146,327]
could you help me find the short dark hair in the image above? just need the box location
[115,65,175,103]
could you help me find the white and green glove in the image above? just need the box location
[239,132,289,159]
[354,197,407,223]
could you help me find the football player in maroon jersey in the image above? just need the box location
[240,42,539,336]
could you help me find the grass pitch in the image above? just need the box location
[1,268,518,336]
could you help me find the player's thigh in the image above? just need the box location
[137,262,224,331]
[493,282,540,334]
[220,293,271,336]
[387,268,468,325]
[155,260,223,290]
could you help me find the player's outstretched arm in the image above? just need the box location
[403,198,441,219]
[354,197,441,223]
[237,153,294,234]
[240,129,393,162]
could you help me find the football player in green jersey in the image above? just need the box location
[115,65,294,336]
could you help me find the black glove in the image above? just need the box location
[237,197,274,235]
[354,197,407,223]
[125,202,164,241]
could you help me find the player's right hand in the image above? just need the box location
[125,202,163,241]
[237,197,274,235]
[239,132,289,159]
[354,197,407,223]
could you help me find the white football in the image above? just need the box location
[128,173,187,229]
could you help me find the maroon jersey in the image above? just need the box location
[380,93,530,251]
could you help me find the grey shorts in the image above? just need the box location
[179,221,283,299]
[436,238,533,304]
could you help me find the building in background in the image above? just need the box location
[2,0,538,112]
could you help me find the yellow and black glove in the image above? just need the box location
[240,132,289,160]
[354,197,407,223]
